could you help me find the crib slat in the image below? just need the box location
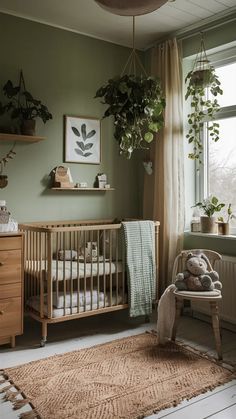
[97,230,100,310]
[77,231,80,313]
[55,232,59,310]
[47,232,53,319]
[83,230,86,312]
[109,230,112,307]
[155,224,159,302]
[39,232,44,318]
[102,230,106,308]
[122,242,125,304]
[63,231,66,317]
[70,231,73,315]
[116,230,119,305]
[90,230,93,311]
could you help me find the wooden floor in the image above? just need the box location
[0,311,236,419]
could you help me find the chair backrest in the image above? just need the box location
[172,249,222,283]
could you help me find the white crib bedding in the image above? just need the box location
[27,291,126,318]
[25,259,123,282]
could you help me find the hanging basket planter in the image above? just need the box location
[95,17,165,159]
[95,74,165,159]
[185,36,223,163]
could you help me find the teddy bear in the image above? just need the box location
[175,252,222,292]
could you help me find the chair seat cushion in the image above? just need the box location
[174,289,221,299]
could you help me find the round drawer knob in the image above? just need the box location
[0,310,4,315]
[0,261,4,266]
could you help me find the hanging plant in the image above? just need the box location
[0,70,52,135]
[95,74,165,158]
[185,37,223,163]
[95,17,165,159]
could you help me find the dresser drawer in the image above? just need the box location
[0,236,22,251]
[0,250,22,284]
[0,297,22,338]
[0,282,21,299]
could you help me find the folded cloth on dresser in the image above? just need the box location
[157,284,176,345]
[122,220,156,317]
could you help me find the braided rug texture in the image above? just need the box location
[2,333,235,419]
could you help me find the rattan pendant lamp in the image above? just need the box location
[94,0,169,16]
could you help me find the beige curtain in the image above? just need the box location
[143,38,184,294]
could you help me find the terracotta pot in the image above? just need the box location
[200,216,217,234]
[218,222,229,236]
[21,119,36,136]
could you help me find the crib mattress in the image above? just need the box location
[25,259,123,281]
[27,291,126,318]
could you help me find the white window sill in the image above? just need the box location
[185,231,236,241]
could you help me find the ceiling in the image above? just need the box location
[0,0,235,50]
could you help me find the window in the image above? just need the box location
[199,55,236,230]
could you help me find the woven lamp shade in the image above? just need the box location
[94,0,168,16]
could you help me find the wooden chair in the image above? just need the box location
[171,249,222,360]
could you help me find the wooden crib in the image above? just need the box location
[19,219,160,346]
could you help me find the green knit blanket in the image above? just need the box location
[122,221,156,317]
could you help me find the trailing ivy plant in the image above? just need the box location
[95,74,165,159]
[185,66,223,163]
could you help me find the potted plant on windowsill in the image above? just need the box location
[0,71,52,136]
[193,195,225,234]
[95,74,165,159]
[217,204,236,235]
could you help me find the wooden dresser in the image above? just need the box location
[0,232,23,347]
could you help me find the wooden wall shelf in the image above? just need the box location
[51,187,115,192]
[0,133,45,143]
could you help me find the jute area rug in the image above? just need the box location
[1,332,235,419]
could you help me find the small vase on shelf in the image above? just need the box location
[217,222,229,235]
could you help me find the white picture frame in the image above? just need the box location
[64,115,101,164]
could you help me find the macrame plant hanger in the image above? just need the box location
[192,32,210,73]
[120,17,153,172]
[121,16,148,77]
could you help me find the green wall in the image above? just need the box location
[0,13,142,222]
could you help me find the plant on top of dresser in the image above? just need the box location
[0,70,52,136]
[95,74,165,159]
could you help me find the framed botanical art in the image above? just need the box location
[64,115,101,164]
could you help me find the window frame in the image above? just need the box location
[196,48,236,234]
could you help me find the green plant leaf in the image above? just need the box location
[84,143,93,150]
[212,196,218,205]
[86,129,96,139]
[144,132,154,143]
[75,149,84,156]
[76,141,85,151]
[72,127,80,137]
[81,124,87,140]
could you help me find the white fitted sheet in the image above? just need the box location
[25,259,123,282]
[27,291,126,318]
